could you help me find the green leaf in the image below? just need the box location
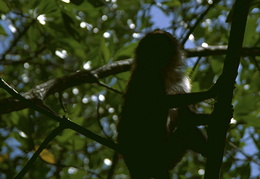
[61,12,80,41]
[210,57,224,74]
[235,95,257,116]
[26,24,39,51]
[250,0,260,11]
[246,116,260,127]
[250,71,260,91]
[100,38,110,62]
[244,16,258,46]
[0,0,8,13]
[162,0,181,8]
[39,0,58,14]
[0,24,7,35]
[113,42,138,61]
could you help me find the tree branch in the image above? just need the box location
[186,46,260,58]
[1,46,259,115]
[1,20,36,61]
[0,78,120,152]
[181,0,220,46]
[0,59,132,114]
[15,125,65,179]
[205,0,250,178]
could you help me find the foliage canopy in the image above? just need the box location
[0,0,259,178]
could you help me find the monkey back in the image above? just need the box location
[117,30,188,178]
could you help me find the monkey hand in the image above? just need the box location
[210,104,234,126]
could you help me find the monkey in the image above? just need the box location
[117,30,219,179]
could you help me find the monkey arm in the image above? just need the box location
[166,90,215,108]
[166,75,223,108]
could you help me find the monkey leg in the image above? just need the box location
[185,126,208,157]
[123,155,171,179]
[121,143,171,179]
[178,107,211,126]
[177,108,209,156]
[166,125,208,170]
[166,126,190,169]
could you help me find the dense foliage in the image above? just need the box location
[0,0,259,178]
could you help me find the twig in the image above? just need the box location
[0,78,120,152]
[96,95,111,139]
[107,152,119,179]
[1,20,36,61]
[1,46,260,114]
[14,125,65,179]
[181,0,220,46]
[189,56,202,77]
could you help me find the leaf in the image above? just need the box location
[250,0,260,11]
[250,71,260,91]
[35,145,56,164]
[0,153,9,162]
[100,38,110,62]
[246,116,260,127]
[36,0,58,14]
[235,95,257,116]
[113,42,138,61]
[0,25,7,36]
[0,0,8,13]
[243,16,258,46]
[11,110,34,136]
[70,136,85,150]
[162,0,181,8]
[26,24,39,51]
[61,12,80,41]
[210,58,224,74]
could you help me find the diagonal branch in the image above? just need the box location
[181,0,220,46]
[0,78,120,152]
[15,125,65,179]
[1,20,36,61]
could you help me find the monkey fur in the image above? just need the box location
[117,30,217,179]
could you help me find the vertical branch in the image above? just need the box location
[204,0,250,178]
[107,152,119,179]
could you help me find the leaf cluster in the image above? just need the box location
[0,0,259,178]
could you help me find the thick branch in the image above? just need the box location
[1,46,259,114]
[0,59,132,114]
[186,46,260,58]
[205,0,250,178]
